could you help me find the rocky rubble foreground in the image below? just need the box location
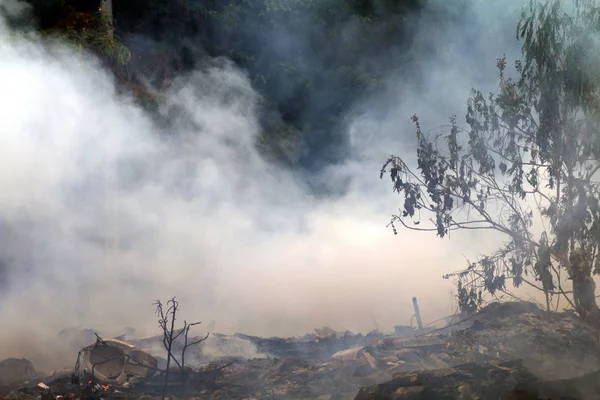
[2,301,600,400]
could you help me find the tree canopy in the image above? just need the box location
[20,0,438,174]
[382,0,600,316]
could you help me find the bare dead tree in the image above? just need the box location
[154,297,209,399]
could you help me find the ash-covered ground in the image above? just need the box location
[2,301,600,400]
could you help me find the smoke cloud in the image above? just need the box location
[0,0,535,370]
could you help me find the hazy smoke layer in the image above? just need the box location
[0,0,530,369]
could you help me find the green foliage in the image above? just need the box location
[158,0,422,165]
[456,279,482,314]
[264,0,323,13]
[382,0,600,313]
[26,0,428,168]
[44,6,131,66]
[257,117,304,165]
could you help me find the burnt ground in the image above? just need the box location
[2,301,600,400]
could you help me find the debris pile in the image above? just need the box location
[0,359,37,386]
[78,337,158,385]
[2,301,600,400]
[355,360,600,399]
[354,359,540,400]
[444,302,600,379]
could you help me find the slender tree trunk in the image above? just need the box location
[100,0,112,17]
[100,0,113,38]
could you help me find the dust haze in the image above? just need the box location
[0,0,531,369]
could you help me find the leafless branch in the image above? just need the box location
[154,297,210,399]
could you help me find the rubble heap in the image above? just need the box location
[356,360,600,400]
[1,301,600,400]
[355,359,539,400]
[0,359,37,386]
[444,302,600,380]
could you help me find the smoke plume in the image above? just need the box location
[0,0,532,370]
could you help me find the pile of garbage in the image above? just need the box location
[2,301,600,400]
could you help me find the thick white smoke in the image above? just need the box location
[0,0,537,370]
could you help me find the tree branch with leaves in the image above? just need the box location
[382,0,600,317]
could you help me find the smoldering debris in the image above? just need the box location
[2,302,600,400]
[0,359,37,386]
[78,338,157,385]
[356,361,600,400]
